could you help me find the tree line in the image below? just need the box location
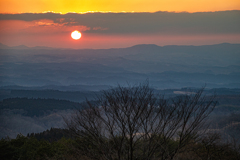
[1,83,240,159]
[0,98,81,117]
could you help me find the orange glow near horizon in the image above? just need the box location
[1,29,240,49]
[1,18,240,49]
[0,0,239,14]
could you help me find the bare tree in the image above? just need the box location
[65,83,216,160]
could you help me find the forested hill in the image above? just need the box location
[0,98,81,117]
[1,89,97,102]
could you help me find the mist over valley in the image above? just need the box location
[1,43,240,88]
[0,43,240,146]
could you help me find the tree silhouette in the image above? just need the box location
[65,83,216,160]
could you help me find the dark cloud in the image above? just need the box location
[0,11,239,35]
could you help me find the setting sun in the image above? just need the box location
[71,30,81,40]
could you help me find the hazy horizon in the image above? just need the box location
[1,42,240,50]
[1,43,239,89]
[1,10,240,49]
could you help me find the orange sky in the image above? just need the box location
[0,1,239,48]
[0,19,239,49]
[0,0,240,13]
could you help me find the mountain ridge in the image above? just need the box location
[1,42,239,50]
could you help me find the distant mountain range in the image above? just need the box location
[0,43,240,88]
[0,43,56,50]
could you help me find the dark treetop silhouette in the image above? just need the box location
[65,83,216,160]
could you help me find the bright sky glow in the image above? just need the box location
[0,0,239,13]
[0,1,239,48]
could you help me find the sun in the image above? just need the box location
[71,30,81,40]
